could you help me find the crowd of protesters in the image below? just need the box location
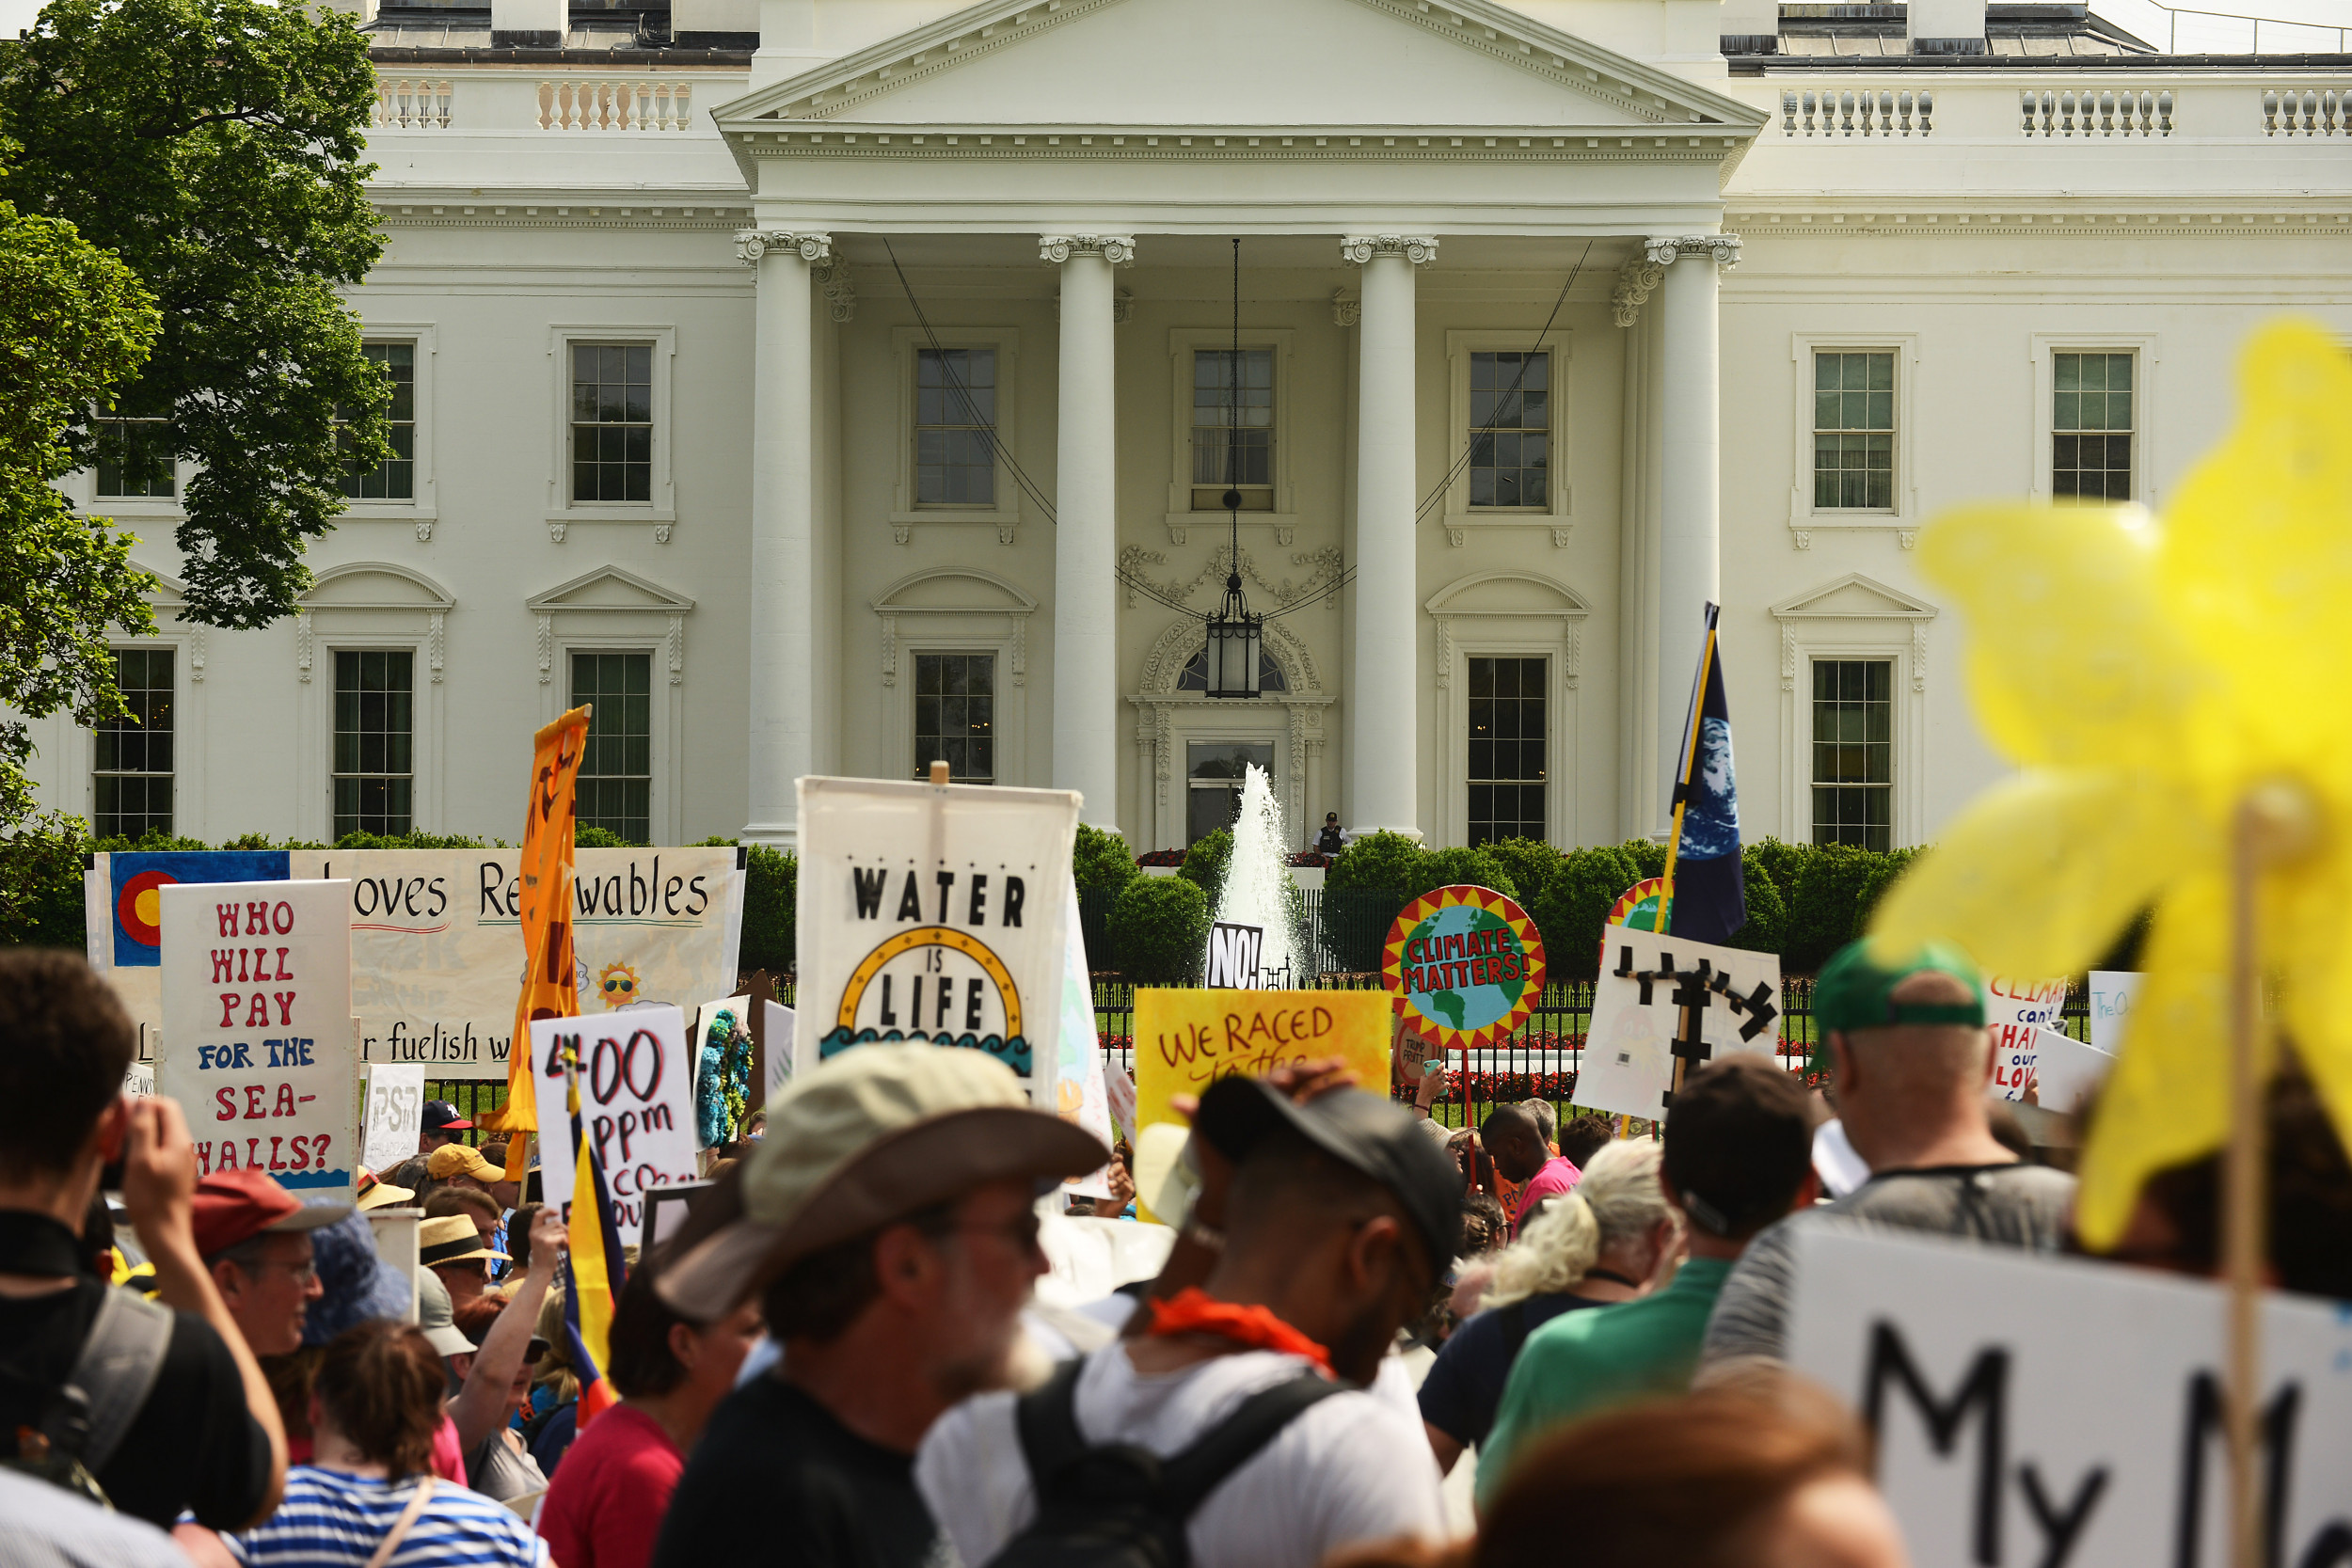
[5,933,2351,1568]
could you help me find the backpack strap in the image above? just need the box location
[1156,1373,1347,1519]
[65,1288,173,1474]
[1012,1358,1092,1494]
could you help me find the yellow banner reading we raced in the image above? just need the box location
[1132,989,1392,1132]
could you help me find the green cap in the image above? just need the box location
[1809,939,1985,1074]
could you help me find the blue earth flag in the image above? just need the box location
[1667,603,1746,944]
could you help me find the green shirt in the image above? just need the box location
[1473,1256,1732,1513]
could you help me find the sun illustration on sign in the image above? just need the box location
[596,959,642,1009]
[826,926,1031,1078]
[1382,885,1548,1052]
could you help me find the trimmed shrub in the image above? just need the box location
[1480,836,1565,910]
[1179,827,1232,910]
[1623,837,1668,881]
[738,843,795,977]
[1783,842,1885,973]
[1527,845,1642,980]
[1742,836,1807,913]
[1722,856,1790,958]
[1409,846,1518,903]
[1326,831,1426,895]
[573,825,634,849]
[1110,875,1209,984]
[1073,823,1140,897]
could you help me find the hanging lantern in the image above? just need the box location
[1205,531,1263,699]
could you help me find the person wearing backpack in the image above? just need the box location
[914,1073,1458,1568]
[0,951,285,1531]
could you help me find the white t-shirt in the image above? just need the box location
[916,1344,1449,1568]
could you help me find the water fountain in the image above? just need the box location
[1210,763,1298,985]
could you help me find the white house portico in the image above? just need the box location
[28,0,2351,863]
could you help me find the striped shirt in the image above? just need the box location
[226,1466,551,1568]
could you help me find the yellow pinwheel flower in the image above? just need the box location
[1867,320,2352,1250]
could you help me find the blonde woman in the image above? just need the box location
[1416,1141,1680,1474]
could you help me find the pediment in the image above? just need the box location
[303,562,455,611]
[720,0,1760,135]
[526,565,694,615]
[1771,573,1938,620]
[874,567,1038,613]
[130,561,187,606]
[1426,570,1592,617]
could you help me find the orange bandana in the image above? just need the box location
[1141,1289,1333,1375]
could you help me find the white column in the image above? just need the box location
[1342,235,1437,839]
[1649,233,1738,818]
[739,228,827,846]
[1041,234,1132,833]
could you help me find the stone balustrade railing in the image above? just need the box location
[373,78,453,129]
[2019,87,2174,136]
[537,79,694,131]
[2263,87,2349,135]
[1781,87,1934,137]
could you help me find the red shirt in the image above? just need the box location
[536,1404,682,1568]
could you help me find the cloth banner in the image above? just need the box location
[1788,1227,2352,1568]
[90,847,743,1082]
[794,775,1081,1097]
[1573,922,1782,1119]
[157,880,358,1196]
[1132,988,1391,1132]
[533,1005,698,1247]
[497,705,593,1148]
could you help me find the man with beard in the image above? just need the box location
[648,1043,1107,1568]
[915,1074,1457,1568]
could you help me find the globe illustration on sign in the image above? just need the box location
[1680,715,1741,860]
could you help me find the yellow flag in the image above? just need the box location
[485,705,592,1177]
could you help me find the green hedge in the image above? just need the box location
[1108,875,1210,984]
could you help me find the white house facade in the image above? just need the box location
[33,0,2352,856]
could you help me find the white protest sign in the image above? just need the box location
[532,1004,698,1246]
[123,1061,154,1099]
[2027,1025,2115,1115]
[1104,1061,1139,1146]
[158,880,358,1196]
[2090,970,2141,1056]
[1573,923,1783,1119]
[763,1000,797,1104]
[1983,974,2069,1032]
[794,775,1080,1100]
[360,1064,426,1175]
[1789,1227,2352,1568]
[96,848,744,1080]
[1206,922,1264,989]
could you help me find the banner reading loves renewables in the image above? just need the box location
[91,848,744,1080]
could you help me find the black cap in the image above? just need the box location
[421,1100,473,1133]
[1195,1077,1463,1268]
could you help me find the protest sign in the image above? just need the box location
[763,1000,797,1103]
[157,880,358,1196]
[1983,974,2069,1032]
[359,1064,426,1174]
[124,1061,154,1098]
[1573,923,1781,1119]
[1056,883,1115,1198]
[1382,885,1548,1051]
[2090,970,2141,1056]
[1104,1061,1138,1146]
[1206,923,1264,989]
[1788,1226,2352,1568]
[794,775,1080,1098]
[90,848,744,1080]
[1132,988,1391,1132]
[532,1004,698,1246]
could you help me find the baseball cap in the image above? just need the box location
[426,1144,500,1183]
[1814,938,1985,1038]
[421,1101,472,1134]
[1192,1076,1464,1269]
[419,1213,509,1270]
[414,1267,472,1357]
[191,1168,352,1260]
[655,1041,1107,1319]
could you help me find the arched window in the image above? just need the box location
[1176,645,1286,693]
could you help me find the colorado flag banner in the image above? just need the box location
[109,850,289,968]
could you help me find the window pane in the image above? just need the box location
[914,349,998,508]
[914,654,999,783]
[570,341,655,505]
[1466,657,1548,844]
[1190,350,1278,510]
[2053,354,2134,501]
[93,648,175,839]
[1810,352,1897,511]
[95,419,176,499]
[331,650,414,838]
[1467,351,1549,511]
[569,652,654,843]
[1809,658,1892,851]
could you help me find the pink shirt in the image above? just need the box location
[431,1414,467,1483]
[1510,1155,1581,1237]
[537,1404,682,1568]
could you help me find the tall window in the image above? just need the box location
[333,651,414,838]
[1187,742,1274,847]
[2053,352,2134,501]
[1812,658,1892,850]
[1812,351,1895,510]
[1191,349,1273,511]
[571,343,652,503]
[571,653,651,844]
[95,416,175,499]
[94,649,173,840]
[1468,657,1547,846]
[340,343,416,500]
[914,348,996,506]
[914,654,994,784]
[1468,352,1549,508]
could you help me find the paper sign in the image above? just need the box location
[123,1062,154,1099]
[1573,923,1782,1119]
[2029,1025,2115,1114]
[1104,1062,1138,1146]
[158,880,358,1196]
[2090,970,2141,1056]
[762,1000,797,1105]
[794,775,1081,1097]
[92,848,745,1080]
[1206,923,1264,990]
[360,1064,426,1175]
[1132,988,1391,1132]
[532,1004,698,1246]
[1788,1227,2352,1568]
[1983,974,2069,1032]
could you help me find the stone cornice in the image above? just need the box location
[723,124,1749,166]
[1727,208,2352,236]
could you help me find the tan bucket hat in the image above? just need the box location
[419,1213,508,1269]
[655,1041,1106,1319]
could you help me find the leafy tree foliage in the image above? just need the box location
[0,0,389,628]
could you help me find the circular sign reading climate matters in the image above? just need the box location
[1381,884,1547,1052]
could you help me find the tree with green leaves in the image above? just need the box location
[0,0,389,628]
[0,200,159,834]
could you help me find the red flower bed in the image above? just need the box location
[1287,849,1331,867]
[1136,848,1187,867]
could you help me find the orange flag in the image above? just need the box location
[486,705,592,1178]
